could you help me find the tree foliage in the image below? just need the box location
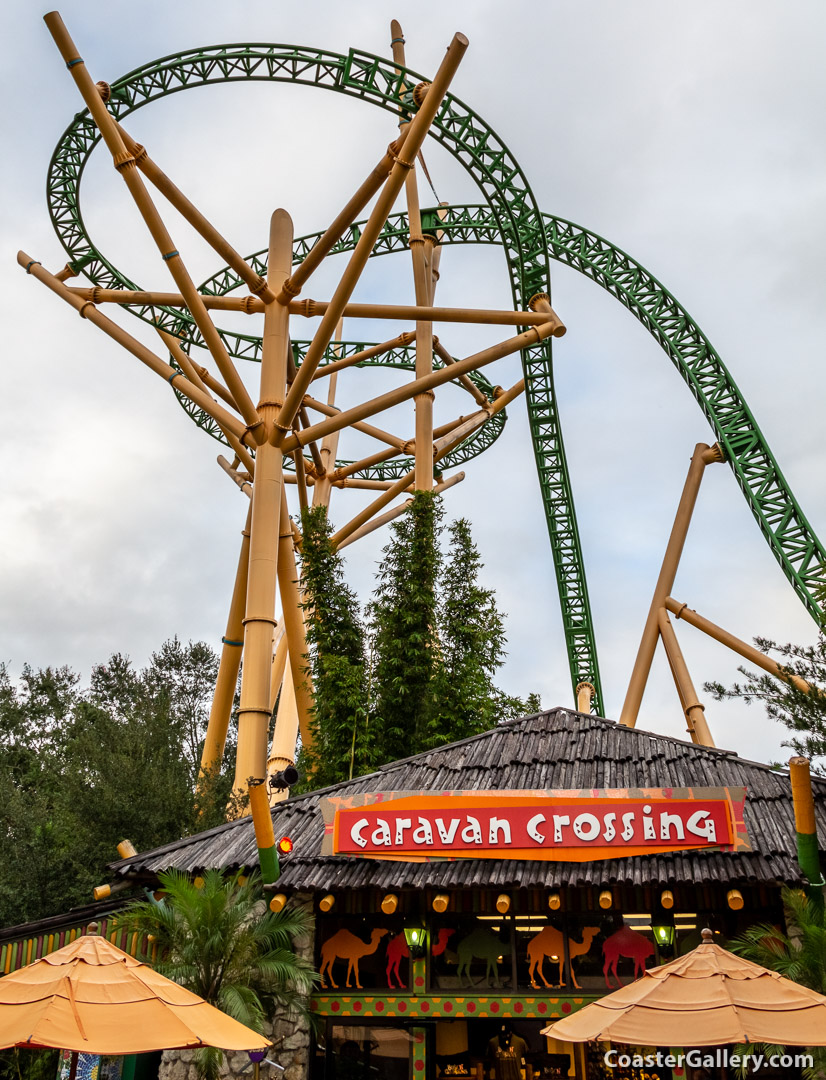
[705,632,826,773]
[298,507,369,788]
[121,869,316,1080]
[298,492,538,789]
[0,639,236,928]
[729,886,826,1079]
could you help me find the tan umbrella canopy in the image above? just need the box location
[542,929,826,1047]
[0,934,270,1054]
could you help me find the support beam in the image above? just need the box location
[337,471,465,550]
[619,442,725,728]
[43,13,262,436]
[280,322,556,453]
[303,395,406,450]
[114,121,274,303]
[309,333,414,382]
[272,32,469,440]
[19,253,247,442]
[433,336,489,406]
[234,210,292,800]
[665,597,814,695]
[657,607,716,747]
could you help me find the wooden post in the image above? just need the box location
[619,443,724,728]
[234,210,293,800]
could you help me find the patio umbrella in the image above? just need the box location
[541,928,826,1047]
[0,933,270,1054]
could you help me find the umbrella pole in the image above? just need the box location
[68,1052,79,1080]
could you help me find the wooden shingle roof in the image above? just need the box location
[110,708,826,890]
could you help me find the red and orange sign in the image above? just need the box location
[319,787,749,862]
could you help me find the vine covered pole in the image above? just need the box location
[312,320,345,509]
[619,442,724,728]
[276,486,314,749]
[272,31,469,441]
[42,12,262,437]
[391,21,434,492]
[199,503,252,785]
[234,210,293,802]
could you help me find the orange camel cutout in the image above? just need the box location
[319,928,389,989]
[526,926,601,990]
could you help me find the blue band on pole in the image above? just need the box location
[222,637,244,647]
[168,370,183,384]
[67,58,84,68]
[25,261,41,274]
[162,250,179,261]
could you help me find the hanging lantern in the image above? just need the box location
[548,893,562,911]
[598,890,613,909]
[660,889,674,909]
[727,889,744,910]
[432,894,449,913]
[495,894,511,914]
[381,893,399,915]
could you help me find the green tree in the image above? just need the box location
[429,517,529,748]
[298,506,369,788]
[122,869,317,1080]
[368,490,443,763]
[705,632,826,772]
[729,886,826,1079]
[0,640,236,928]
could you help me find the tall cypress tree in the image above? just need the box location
[367,490,443,762]
[298,506,370,787]
[428,517,517,746]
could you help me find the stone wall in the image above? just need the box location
[159,893,316,1080]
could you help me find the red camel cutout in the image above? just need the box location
[602,926,655,987]
[319,928,389,989]
[385,928,455,987]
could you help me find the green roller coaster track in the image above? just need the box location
[45,40,825,714]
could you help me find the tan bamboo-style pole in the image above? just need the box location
[334,478,408,491]
[391,23,433,491]
[268,625,288,715]
[43,14,262,437]
[19,252,248,442]
[158,329,239,412]
[309,333,415,382]
[267,654,300,805]
[218,455,253,497]
[282,322,556,454]
[312,372,340,508]
[664,597,814,695]
[619,442,725,728]
[303,395,406,450]
[657,607,716,747]
[276,487,314,747]
[275,130,413,305]
[199,503,252,782]
[337,470,466,550]
[113,121,275,303]
[575,682,595,713]
[433,337,490,406]
[233,210,293,800]
[283,471,316,487]
[159,329,256,475]
[293,447,309,513]
[67,286,563,330]
[273,33,469,441]
[331,446,403,483]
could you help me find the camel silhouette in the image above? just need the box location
[320,928,389,989]
[602,926,655,988]
[526,926,600,989]
[456,927,511,988]
[385,927,455,987]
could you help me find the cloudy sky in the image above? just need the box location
[1,0,824,767]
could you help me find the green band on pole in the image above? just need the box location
[796,831,824,887]
[258,844,280,886]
